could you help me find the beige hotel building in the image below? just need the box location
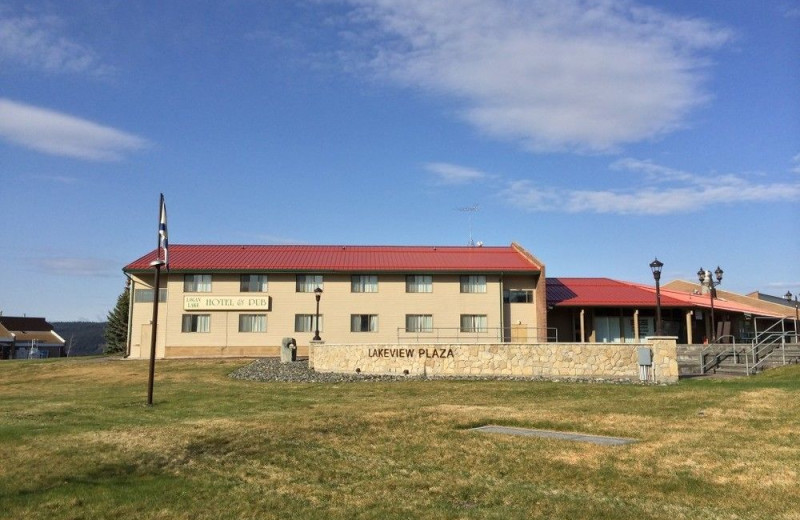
[123,243,546,359]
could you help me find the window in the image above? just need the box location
[622,316,654,343]
[503,289,533,303]
[406,275,432,293]
[595,316,622,343]
[184,274,211,292]
[181,314,210,333]
[405,314,433,333]
[351,275,378,293]
[295,314,323,333]
[460,314,488,333]
[351,314,378,332]
[460,275,487,293]
[134,288,167,302]
[296,275,323,293]
[239,314,267,333]
[240,274,268,292]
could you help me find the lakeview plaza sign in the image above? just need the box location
[368,347,455,359]
[183,295,271,311]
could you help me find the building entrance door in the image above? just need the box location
[511,323,528,343]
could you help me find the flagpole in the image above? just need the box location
[147,194,166,406]
[146,259,163,406]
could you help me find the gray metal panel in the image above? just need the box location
[471,425,637,446]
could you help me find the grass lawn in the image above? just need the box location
[1,358,798,520]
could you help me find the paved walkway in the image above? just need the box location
[471,425,637,446]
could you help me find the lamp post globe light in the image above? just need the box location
[785,291,799,341]
[313,287,323,341]
[698,266,724,343]
[649,258,664,336]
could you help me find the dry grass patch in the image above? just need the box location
[1,358,799,519]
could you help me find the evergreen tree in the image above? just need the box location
[104,285,130,354]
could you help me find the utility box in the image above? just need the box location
[281,337,297,363]
[637,347,653,366]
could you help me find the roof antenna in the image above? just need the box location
[457,204,479,246]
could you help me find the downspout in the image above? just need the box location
[499,273,505,342]
[125,274,134,358]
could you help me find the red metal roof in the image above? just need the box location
[547,278,687,307]
[547,278,783,317]
[123,244,542,273]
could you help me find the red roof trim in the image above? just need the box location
[123,244,542,273]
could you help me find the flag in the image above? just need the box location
[159,194,168,268]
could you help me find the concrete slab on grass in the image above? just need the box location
[471,425,637,446]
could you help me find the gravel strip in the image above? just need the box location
[228,358,413,383]
[228,357,640,384]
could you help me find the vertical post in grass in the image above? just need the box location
[147,260,163,406]
[147,194,169,406]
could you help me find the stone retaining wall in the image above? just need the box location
[310,337,679,384]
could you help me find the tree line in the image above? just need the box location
[51,285,130,357]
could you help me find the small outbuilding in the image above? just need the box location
[0,316,66,359]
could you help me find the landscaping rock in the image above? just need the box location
[229,358,639,384]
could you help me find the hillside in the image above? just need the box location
[51,322,107,356]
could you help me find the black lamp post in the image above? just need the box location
[698,266,723,342]
[785,291,799,340]
[650,258,664,336]
[313,287,323,341]
[147,258,165,407]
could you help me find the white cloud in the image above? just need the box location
[766,282,800,290]
[425,162,489,184]
[0,10,110,75]
[0,98,149,161]
[32,174,79,184]
[34,257,119,277]
[609,158,695,183]
[782,5,800,19]
[341,0,732,152]
[500,158,800,215]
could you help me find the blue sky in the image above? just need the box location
[1,0,798,321]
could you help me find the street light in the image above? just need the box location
[649,258,664,336]
[784,291,798,341]
[313,287,323,341]
[698,266,724,342]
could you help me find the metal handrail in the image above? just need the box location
[699,336,738,374]
[395,326,558,344]
[745,331,798,375]
[739,317,790,375]
[753,316,786,344]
